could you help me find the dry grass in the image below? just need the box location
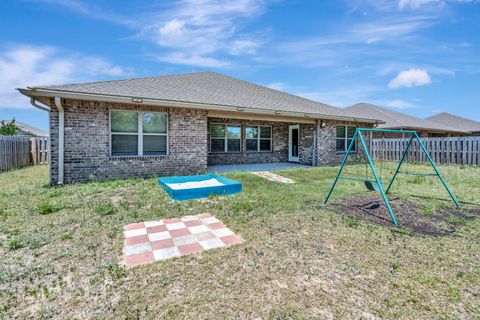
[0,163,479,319]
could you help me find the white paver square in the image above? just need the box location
[188,225,210,234]
[153,247,181,260]
[144,220,164,228]
[211,228,235,238]
[199,238,226,250]
[124,243,152,256]
[125,228,147,238]
[148,231,171,242]
[173,235,197,246]
[166,222,187,230]
[201,216,220,224]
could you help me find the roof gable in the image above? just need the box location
[426,112,480,132]
[346,103,468,133]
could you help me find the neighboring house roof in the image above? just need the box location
[18,72,381,124]
[426,112,480,133]
[1,120,48,137]
[345,103,468,134]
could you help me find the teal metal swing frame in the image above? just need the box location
[324,128,460,226]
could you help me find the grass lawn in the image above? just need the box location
[1,163,479,319]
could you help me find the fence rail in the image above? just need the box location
[371,136,480,165]
[0,136,49,172]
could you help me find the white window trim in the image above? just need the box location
[336,125,356,153]
[210,123,242,153]
[109,110,168,157]
[246,125,272,152]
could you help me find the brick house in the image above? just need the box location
[19,72,380,184]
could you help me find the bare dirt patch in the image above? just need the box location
[322,194,478,237]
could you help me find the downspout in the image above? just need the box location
[312,125,317,167]
[54,97,64,184]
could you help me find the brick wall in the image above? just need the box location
[49,99,208,184]
[316,120,373,166]
[207,118,315,166]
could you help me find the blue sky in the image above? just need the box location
[1,0,479,131]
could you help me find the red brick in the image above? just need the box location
[184,220,203,227]
[169,228,190,238]
[124,252,154,266]
[151,239,175,250]
[124,222,145,231]
[220,234,243,246]
[178,243,203,255]
[163,217,182,224]
[209,222,226,230]
[124,235,149,246]
[147,225,167,233]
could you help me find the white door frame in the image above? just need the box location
[288,124,300,162]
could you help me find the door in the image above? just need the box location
[288,125,299,162]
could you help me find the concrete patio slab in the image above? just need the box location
[208,162,309,173]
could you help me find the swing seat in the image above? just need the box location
[364,179,383,191]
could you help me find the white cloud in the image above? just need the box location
[141,0,266,66]
[156,52,229,68]
[398,0,440,9]
[388,68,432,88]
[0,45,127,109]
[381,99,417,109]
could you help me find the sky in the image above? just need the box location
[0,0,479,131]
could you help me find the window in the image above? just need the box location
[110,110,168,156]
[210,124,241,152]
[246,126,272,152]
[336,125,356,152]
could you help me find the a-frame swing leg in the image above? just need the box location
[324,130,359,204]
[385,135,414,194]
[358,133,398,225]
[414,132,460,208]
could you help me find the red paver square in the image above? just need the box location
[178,243,203,255]
[163,217,182,224]
[124,235,149,246]
[209,222,226,230]
[124,251,154,266]
[184,219,203,227]
[220,234,244,246]
[169,228,191,237]
[122,213,243,266]
[147,225,167,233]
[151,238,175,250]
[124,222,145,231]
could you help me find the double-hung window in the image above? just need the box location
[246,126,272,152]
[336,125,356,152]
[210,124,241,152]
[110,110,168,156]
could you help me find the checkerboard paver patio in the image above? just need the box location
[122,213,243,266]
[251,171,295,184]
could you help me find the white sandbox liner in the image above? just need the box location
[166,178,225,190]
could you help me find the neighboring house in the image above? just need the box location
[18,72,381,184]
[1,120,48,137]
[426,112,480,135]
[346,103,468,138]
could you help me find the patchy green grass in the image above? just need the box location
[0,163,479,319]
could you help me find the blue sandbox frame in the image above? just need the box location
[158,174,242,201]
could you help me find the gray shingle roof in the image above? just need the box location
[426,112,480,133]
[1,120,48,137]
[345,103,468,133]
[24,72,378,123]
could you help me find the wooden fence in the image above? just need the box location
[0,136,49,172]
[371,136,480,165]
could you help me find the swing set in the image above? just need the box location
[324,128,460,226]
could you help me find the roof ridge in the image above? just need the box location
[33,71,215,90]
[364,103,409,126]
